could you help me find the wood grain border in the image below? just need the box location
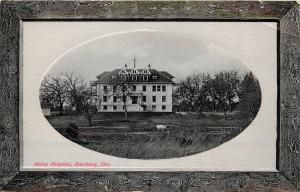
[0,1,299,191]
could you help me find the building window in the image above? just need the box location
[103,96,107,102]
[143,96,146,102]
[131,96,138,104]
[131,69,139,75]
[112,76,116,79]
[153,75,157,79]
[132,85,136,92]
[113,96,117,102]
[162,85,166,92]
[103,105,107,110]
[152,96,156,102]
[103,85,107,93]
[143,85,146,92]
[157,85,161,91]
[142,69,151,75]
[113,85,117,93]
[152,105,156,111]
[143,75,148,81]
[121,74,127,81]
[162,105,166,110]
[162,96,166,102]
[119,69,127,74]
[113,106,117,110]
[152,86,156,92]
[132,75,137,81]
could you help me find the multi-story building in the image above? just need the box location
[91,63,175,112]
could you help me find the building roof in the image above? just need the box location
[96,71,110,79]
[160,71,175,79]
[94,68,175,84]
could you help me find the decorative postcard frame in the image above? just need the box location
[0,1,299,191]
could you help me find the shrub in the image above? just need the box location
[66,123,79,138]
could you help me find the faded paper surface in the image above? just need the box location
[21,22,277,171]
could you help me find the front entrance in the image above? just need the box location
[131,96,138,104]
[142,105,146,111]
[152,105,156,111]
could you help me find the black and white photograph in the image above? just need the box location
[20,22,277,171]
[39,30,261,159]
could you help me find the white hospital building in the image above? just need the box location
[91,63,175,112]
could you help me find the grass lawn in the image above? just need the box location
[48,112,250,159]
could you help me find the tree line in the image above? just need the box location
[40,71,137,125]
[40,72,96,125]
[175,70,261,121]
[40,70,261,125]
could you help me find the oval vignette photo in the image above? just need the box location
[39,31,262,159]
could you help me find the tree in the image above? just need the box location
[239,72,261,122]
[111,79,135,121]
[62,72,86,113]
[81,85,108,126]
[40,75,68,115]
[208,71,241,120]
[176,73,211,118]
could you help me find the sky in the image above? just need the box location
[48,31,248,83]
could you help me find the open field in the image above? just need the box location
[48,112,249,159]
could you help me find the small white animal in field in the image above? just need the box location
[156,125,167,131]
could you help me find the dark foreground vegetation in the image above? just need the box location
[49,112,248,159]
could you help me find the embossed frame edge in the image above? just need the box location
[0,1,299,191]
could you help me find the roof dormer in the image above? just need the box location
[141,69,151,75]
[130,68,139,75]
[119,68,128,75]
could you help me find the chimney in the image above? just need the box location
[148,64,151,69]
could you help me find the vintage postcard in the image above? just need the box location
[21,22,277,171]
